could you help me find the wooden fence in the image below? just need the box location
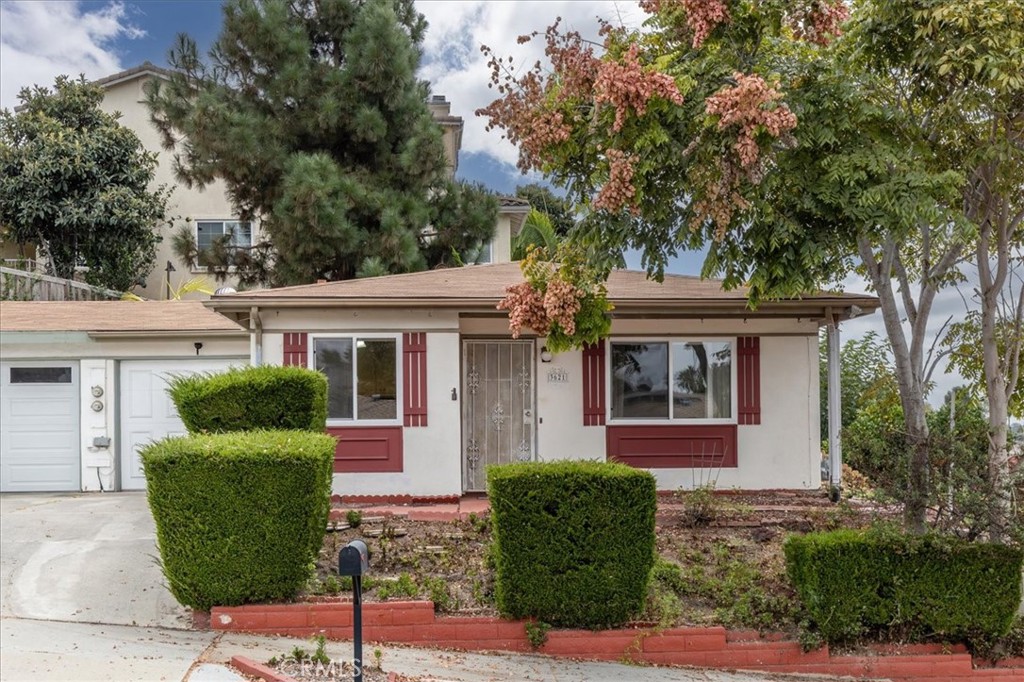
[0,265,126,301]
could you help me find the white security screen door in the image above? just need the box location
[462,340,535,492]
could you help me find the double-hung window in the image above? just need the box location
[196,220,252,266]
[609,340,735,422]
[312,335,400,424]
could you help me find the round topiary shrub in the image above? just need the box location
[487,460,657,628]
[142,430,335,610]
[167,365,327,433]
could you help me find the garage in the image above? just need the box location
[0,361,81,492]
[0,300,251,492]
[119,358,240,490]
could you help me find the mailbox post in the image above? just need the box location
[338,540,369,682]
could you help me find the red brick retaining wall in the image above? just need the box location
[211,600,1023,681]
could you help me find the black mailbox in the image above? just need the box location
[339,539,369,577]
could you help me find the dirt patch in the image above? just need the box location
[305,490,883,632]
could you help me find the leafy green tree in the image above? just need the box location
[514,183,575,236]
[0,76,169,291]
[945,312,1024,421]
[819,331,897,441]
[147,0,496,286]
[512,209,560,261]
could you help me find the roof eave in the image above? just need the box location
[87,329,247,339]
[207,295,879,321]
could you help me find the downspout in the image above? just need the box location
[250,305,263,366]
[826,308,842,502]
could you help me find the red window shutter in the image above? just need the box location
[737,336,761,425]
[582,342,606,426]
[403,332,428,427]
[284,333,308,367]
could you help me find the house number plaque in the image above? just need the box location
[546,367,569,384]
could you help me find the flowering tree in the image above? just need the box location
[479,0,1023,536]
[477,0,888,302]
[498,245,612,352]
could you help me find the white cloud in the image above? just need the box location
[0,1,144,110]
[417,1,644,169]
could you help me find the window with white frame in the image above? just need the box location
[610,340,734,421]
[313,336,399,422]
[196,220,252,265]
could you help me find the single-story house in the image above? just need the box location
[207,263,879,498]
[0,301,249,492]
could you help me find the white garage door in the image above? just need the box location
[0,362,81,492]
[119,359,242,490]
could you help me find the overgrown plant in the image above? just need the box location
[525,621,551,649]
[497,245,612,352]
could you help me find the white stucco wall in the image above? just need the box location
[100,77,259,300]
[260,310,463,497]
[79,359,117,491]
[532,335,820,491]
[255,310,823,495]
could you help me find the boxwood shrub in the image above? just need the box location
[785,528,1023,644]
[168,365,327,433]
[487,460,657,628]
[142,430,335,610]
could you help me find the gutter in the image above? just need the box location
[87,329,247,339]
[205,296,879,321]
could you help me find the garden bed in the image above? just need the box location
[306,490,883,633]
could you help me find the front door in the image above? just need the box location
[462,340,535,492]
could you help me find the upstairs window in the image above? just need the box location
[610,340,734,422]
[196,220,252,265]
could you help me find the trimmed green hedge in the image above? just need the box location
[168,365,327,433]
[142,430,334,610]
[785,528,1023,644]
[487,460,657,628]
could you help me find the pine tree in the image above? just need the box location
[147,0,496,286]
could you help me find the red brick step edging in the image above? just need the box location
[211,601,1024,681]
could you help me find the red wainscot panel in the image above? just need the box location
[606,424,738,468]
[328,426,403,473]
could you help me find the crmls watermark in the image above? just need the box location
[277,659,362,678]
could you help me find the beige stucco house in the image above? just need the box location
[3,63,528,298]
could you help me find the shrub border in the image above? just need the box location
[208,601,1024,681]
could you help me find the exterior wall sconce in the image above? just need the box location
[540,346,553,363]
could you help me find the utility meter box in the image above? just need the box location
[338,540,369,577]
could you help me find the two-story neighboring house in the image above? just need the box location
[4,63,528,299]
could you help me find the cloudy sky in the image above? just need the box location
[0,0,981,404]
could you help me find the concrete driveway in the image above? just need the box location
[0,492,187,629]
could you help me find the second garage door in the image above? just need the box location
[119,358,243,490]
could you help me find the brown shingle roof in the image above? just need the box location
[0,301,245,334]
[498,196,531,209]
[209,262,878,317]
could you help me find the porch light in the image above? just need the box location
[540,346,553,363]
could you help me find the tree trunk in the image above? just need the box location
[857,235,933,533]
[975,203,1019,542]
